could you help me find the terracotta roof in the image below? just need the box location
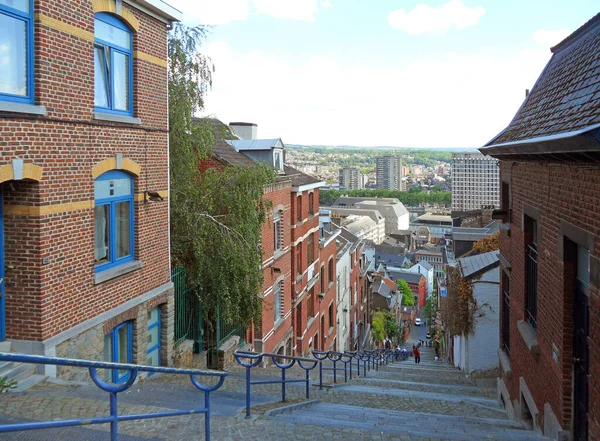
[483,14,600,155]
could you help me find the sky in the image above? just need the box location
[166,0,599,148]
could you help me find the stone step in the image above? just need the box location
[12,374,47,392]
[355,376,484,395]
[0,362,35,383]
[0,341,12,352]
[269,402,551,441]
[0,360,15,372]
[334,384,504,410]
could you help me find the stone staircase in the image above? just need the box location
[0,341,46,392]
[261,346,552,441]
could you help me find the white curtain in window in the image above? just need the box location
[94,205,109,263]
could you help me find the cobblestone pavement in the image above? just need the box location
[0,324,549,440]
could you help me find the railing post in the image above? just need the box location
[204,390,211,441]
[305,369,310,399]
[319,359,323,390]
[245,366,251,417]
[281,367,286,402]
[110,392,118,441]
[333,360,337,384]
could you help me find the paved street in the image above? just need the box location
[0,323,550,441]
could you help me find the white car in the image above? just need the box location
[415,318,422,326]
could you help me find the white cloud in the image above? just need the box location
[388,0,485,35]
[251,0,319,22]
[201,41,551,148]
[168,0,249,25]
[532,29,571,47]
[169,0,324,24]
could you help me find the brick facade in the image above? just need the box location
[291,188,321,355]
[0,0,176,379]
[496,161,600,439]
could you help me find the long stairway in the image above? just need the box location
[263,345,551,441]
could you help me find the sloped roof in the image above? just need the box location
[226,139,283,151]
[414,260,433,271]
[482,14,600,159]
[284,165,322,187]
[458,250,500,279]
[387,269,423,285]
[195,118,257,168]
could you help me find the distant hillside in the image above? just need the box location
[287,144,478,152]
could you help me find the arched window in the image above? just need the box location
[94,13,133,115]
[94,170,134,271]
[104,321,132,383]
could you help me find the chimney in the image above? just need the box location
[229,122,257,140]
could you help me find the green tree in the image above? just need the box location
[372,311,386,345]
[397,279,414,306]
[168,24,274,325]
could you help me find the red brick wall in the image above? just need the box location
[259,182,293,354]
[499,160,600,437]
[290,188,321,355]
[1,1,170,341]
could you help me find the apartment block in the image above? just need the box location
[375,156,405,191]
[451,152,499,212]
[0,0,179,381]
[338,167,363,190]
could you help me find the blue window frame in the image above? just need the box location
[94,12,133,116]
[94,170,134,272]
[0,0,34,104]
[104,321,132,383]
[146,307,161,374]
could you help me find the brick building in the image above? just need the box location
[0,0,179,381]
[286,167,325,355]
[197,119,295,356]
[480,15,600,441]
[387,270,427,309]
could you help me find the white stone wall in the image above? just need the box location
[336,248,351,351]
[465,269,500,374]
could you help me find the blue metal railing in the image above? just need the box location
[0,352,227,441]
[234,348,410,416]
[234,351,318,417]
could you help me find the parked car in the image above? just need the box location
[415,318,422,326]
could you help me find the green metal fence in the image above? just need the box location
[171,267,246,352]
[171,267,202,347]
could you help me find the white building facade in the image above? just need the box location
[451,152,499,212]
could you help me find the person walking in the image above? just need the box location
[412,345,420,364]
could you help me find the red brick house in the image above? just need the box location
[198,120,295,356]
[286,167,324,355]
[0,0,179,381]
[480,14,600,441]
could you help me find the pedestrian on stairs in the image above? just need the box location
[412,345,420,364]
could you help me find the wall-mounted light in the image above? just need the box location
[145,191,164,202]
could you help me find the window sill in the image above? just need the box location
[517,320,540,354]
[94,112,142,125]
[274,317,285,331]
[498,348,511,378]
[328,326,334,336]
[95,260,143,285]
[0,101,47,116]
[273,249,287,262]
[328,281,334,290]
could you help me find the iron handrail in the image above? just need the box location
[0,352,227,441]
[234,350,318,417]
